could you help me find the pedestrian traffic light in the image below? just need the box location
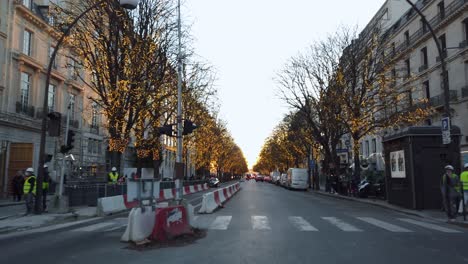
[182,120,198,135]
[67,130,76,149]
[157,124,174,137]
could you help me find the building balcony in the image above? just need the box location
[461,86,468,98]
[429,90,458,107]
[90,125,99,134]
[436,51,448,62]
[61,116,79,129]
[15,102,35,118]
[418,64,428,72]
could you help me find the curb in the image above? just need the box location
[0,202,24,208]
[312,190,468,228]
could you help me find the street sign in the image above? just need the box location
[336,148,348,153]
[442,117,451,145]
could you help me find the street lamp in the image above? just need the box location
[35,0,140,213]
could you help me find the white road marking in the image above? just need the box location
[357,217,412,232]
[322,217,362,232]
[398,218,461,233]
[210,216,232,230]
[288,216,318,231]
[103,224,127,232]
[252,216,271,230]
[72,222,115,232]
[0,217,103,240]
[193,216,199,222]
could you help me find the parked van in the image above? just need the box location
[286,168,308,190]
[271,171,281,185]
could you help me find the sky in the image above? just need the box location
[185,0,387,169]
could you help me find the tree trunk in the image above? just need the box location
[110,151,121,171]
[153,160,161,180]
[352,136,361,182]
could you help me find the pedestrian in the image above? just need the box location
[440,165,461,221]
[12,170,24,202]
[108,167,119,184]
[23,167,36,215]
[460,163,468,213]
[42,164,50,212]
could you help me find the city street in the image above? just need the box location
[1,180,467,264]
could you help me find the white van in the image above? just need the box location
[271,171,281,185]
[286,168,309,190]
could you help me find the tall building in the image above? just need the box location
[349,0,468,172]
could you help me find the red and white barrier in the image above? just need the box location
[198,182,241,214]
[98,183,210,216]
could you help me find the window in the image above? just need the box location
[91,102,98,128]
[20,72,31,108]
[404,30,410,45]
[421,19,428,33]
[463,19,468,42]
[69,94,75,121]
[372,139,377,154]
[438,1,445,19]
[23,30,32,56]
[69,59,78,80]
[439,34,447,56]
[49,46,57,69]
[420,47,428,68]
[48,84,56,112]
[22,0,32,9]
[365,141,370,157]
[423,80,430,99]
[405,59,411,78]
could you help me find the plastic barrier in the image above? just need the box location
[97,195,126,216]
[198,182,241,214]
[121,204,166,243]
[151,205,192,241]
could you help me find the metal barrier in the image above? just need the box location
[64,180,207,207]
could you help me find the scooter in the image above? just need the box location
[358,178,371,198]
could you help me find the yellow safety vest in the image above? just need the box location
[43,182,49,190]
[108,172,119,183]
[23,176,37,195]
[460,171,468,191]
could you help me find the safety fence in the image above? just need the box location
[65,180,207,207]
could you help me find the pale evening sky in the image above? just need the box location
[185,0,389,169]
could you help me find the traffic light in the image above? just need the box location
[47,112,61,137]
[67,130,76,149]
[182,120,198,135]
[157,124,174,137]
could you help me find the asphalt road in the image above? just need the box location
[1,180,468,264]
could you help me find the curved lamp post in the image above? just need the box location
[35,0,140,213]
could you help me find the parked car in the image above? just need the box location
[271,171,281,185]
[255,175,264,182]
[208,177,220,188]
[264,176,272,183]
[286,168,308,190]
[280,173,288,186]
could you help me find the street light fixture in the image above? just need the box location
[35,0,140,213]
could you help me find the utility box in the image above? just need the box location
[382,126,461,210]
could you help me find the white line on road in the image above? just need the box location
[252,216,271,230]
[193,202,202,209]
[103,224,127,232]
[357,217,412,232]
[288,216,318,231]
[210,216,232,230]
[0,217,103,240]
[398,218,461,233]
[72,222,115,232]
[322,217,362,232]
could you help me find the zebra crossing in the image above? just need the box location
[64,215,463,235]
[191,215,463,234]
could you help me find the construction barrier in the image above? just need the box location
[97,183,209,216]
[151,205,192,241]
[121,204,167,243]
[198,182,241,214]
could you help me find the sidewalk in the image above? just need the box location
[0,203,99,234]
[312,189,468,227]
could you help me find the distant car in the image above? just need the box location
[255,175,264,182]
[208,177,220,188]
[263,176,272,183]
[280,173,288,186]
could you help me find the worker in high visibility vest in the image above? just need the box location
[23,167,36,215]
[460,163,468,212]
[108,167,119,184]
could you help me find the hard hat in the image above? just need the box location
[464,163,468,169]
[111,167,117,171]
[445,165,454,170]
[26,168,34,173]
[44,164,48,168]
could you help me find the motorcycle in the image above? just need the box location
[358,178,371,198]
